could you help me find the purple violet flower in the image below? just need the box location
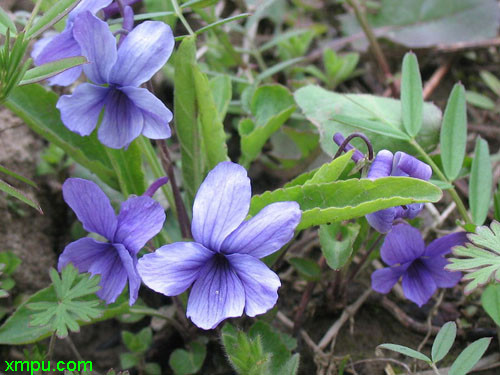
[31,0,113,86]
[58,178,166,305]
[371,224,467,307]
[366,150,432,233]
[137,161,302,330]
[56,12,174,149]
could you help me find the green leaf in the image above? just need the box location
[249,177,442,230]
[174,36,203,207]
[145,363,161,375]
[120,353,139,369]
[105,140,146,195]
[4,84,118,189]
[319,222,360,270]
[294,85,441,156]
[446,221,500,294]
[432,321,457,363]
[257,57,305,82]
[239,85,296,167]
[19,56,87,85]
[401,52,423,137]
[288,257,321,281]
[0,178,42,213]
[449,337,491,375]
[27,264,102,338]
[169,341,207,375]
[465,91,496,110]
[195,13,250,35]
[0,252,21,276]
[122,327,153,353]
[209,74,232,121]
[495,185,500,221]
[469,137,492,226]
[323,49,359,88]
[285,151,353,188]
[481,284,500,326]
[192,65,229,170]
[0,279,129,345]
[378,344,431,363]
[340,0,499,49]
[0,164,37,188]
[440,83,467,181]
[0,7,17,35]
[26,0,82,39]
[480,70,500,96]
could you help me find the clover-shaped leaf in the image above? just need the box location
[27,264,102,338]
[446,221,500,294]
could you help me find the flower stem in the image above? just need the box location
[156,140,192,239]
[171,0,195,36]
[409,140,472,225]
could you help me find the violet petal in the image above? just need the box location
[401,262,437,307]
[88,247,127,304]
[421,257,462,288]
[73,11,117,84]
[57,83,108,136]
[366,207,396,234]
[97,88,143,149]
[137,241,214,296]
[367,150,393,179]
[423,232,468,257]
[226,253,281,317]
[393,152,432,181]
[62,178,117,239]
[109,21,174,87]
[114,243,140,305]
[186,256,245,330]
[380,224,425,266]
[371,263,410,294]
[115,195,166,255]
[221,201,301,258]
[58,237,113,272]
[120,86,172,139]
[191,162,251,252]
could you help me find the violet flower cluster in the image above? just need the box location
[372,224,466,306]
[58,178,165,305]
[138,162,302,329]
[33,0,174,149]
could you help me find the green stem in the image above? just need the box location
[171,0,195,36]
[410,140,472,225]
[430,363,441,375]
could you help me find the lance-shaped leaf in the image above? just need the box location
[249,177,442,230]
[174,36,203,207]
[440,83,467,181]
[432,321,457,363]
[193,65,229,170]
[5,84,118,189]
[481,284,500,326]
[19,56,87,85]
[26,0,82,39]
[469,137,492,226]
[449,337,491,375]
[105,140,146,196]
[319,222,360,270]
[0,179,42,213]
[401,52,423,137]
[378,344,431,364]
